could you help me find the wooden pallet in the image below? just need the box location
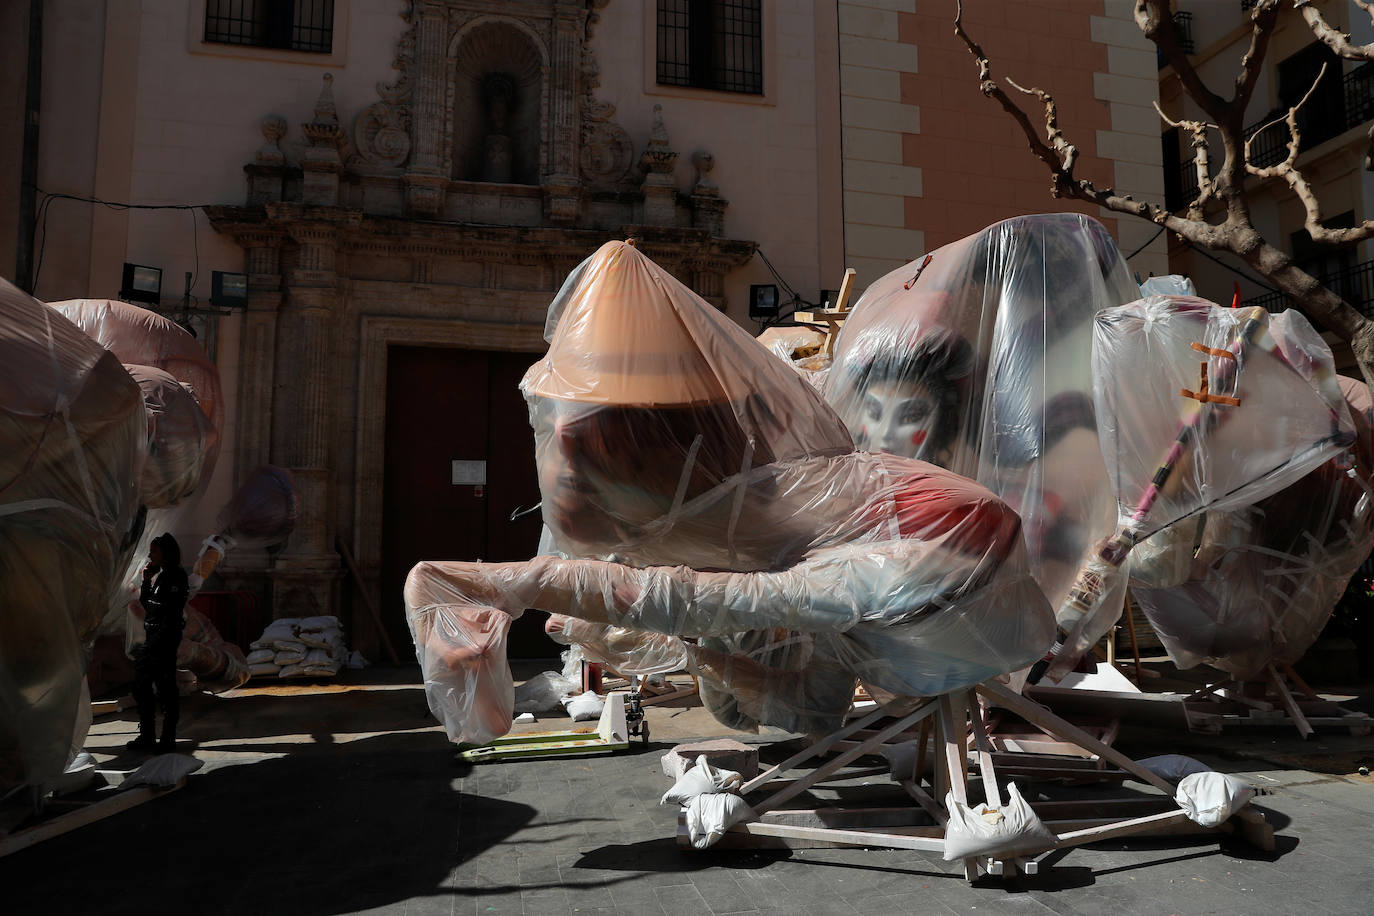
[678,681,1273,881]
[459,692,628,763]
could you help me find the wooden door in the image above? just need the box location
[380,346,556,661]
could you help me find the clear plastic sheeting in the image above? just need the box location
[176,608,251,693]
[824,214,1137,626]
[547,614,692,677]
[216,464,301,548]
[50,299,223,481]
[0,280,147,792]
[125,365,214,510]
[754,325,830,387]
[1070,297,1355,678]
[405,241,1055,744]
[405,566,517,745]
[1131,375,1374,679]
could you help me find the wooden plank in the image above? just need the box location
[967,690,1002,808]
[757,806,935,830]
[336,535,401,666]
[1267,665,1314,739]
[752,701,938,814]
[899,778,947,826]
[729,819,947,853]
[1054,808,1200,847]
[0,780,185,858]
[739,703,893,795]
[977,681,1177,796]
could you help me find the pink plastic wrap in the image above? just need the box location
[547,615,692,677]
[1130,376,1374,678]
[405,242,1054,744]
[49,299,223,482]
[824,214,1137,644]
[1,280,147,792]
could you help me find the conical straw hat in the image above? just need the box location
[523,241,731,407]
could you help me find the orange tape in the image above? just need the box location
[1180,360,1241,406]
[1190,342,1236,361]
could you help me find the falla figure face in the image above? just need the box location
[855,378,941,460]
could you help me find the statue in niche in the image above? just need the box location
[481,73,517,183]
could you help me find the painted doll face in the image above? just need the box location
[856,379,941,459]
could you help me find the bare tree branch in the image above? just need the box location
[1297,0,1374,61]
[1155,102,1220,216]
[1135,1,1230,120]
[954,0,1374,394]
[1247,62,1374,245]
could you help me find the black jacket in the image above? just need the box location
[140,566,189,650]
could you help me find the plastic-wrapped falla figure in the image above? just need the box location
[405,241,1055,744]
[825,214,1138,637]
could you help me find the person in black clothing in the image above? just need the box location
[127,533,188,752]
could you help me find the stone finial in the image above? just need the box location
[256,114,288,166]
[648,103,670,150]
[314,73,338,122]
[691,150,717,195]
[639,104,679,182]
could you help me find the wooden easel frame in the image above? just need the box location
[678,680,1274,880]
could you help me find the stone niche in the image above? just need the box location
[451,21,542,185]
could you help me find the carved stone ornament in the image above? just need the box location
[353,3,415,169]
[257,114,288,166]
[639,104,679,186]
[578,1,634,190]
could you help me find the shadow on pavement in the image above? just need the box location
[0,733,521,916]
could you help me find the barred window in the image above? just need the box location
[204,0,334,54]
[657,0,763,95]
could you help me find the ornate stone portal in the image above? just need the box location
[207,1,755,650]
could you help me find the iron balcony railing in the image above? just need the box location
[1245,61,1374,167]
[1241,259,1374,319]
[1158,11,1194,68]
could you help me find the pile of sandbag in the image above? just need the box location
[246,616,347,679]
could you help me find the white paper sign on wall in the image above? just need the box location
[451,459,488,486]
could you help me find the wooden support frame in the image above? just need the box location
[0,779,187,858]
[684,679,1275,880]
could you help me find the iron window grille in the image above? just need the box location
[657,0,763,95]
[204,0,334,54]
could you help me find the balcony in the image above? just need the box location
[1245,61,1374,167]
[1241,259,1374,319]
[1157,11,1194,69]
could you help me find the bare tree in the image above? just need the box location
[953,0,1374,391]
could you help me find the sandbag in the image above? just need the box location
[942,782,1058,861]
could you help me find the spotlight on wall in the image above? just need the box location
[120,263,162,305]
[749,283,779,319]
[211,270,248,308]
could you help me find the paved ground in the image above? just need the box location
[3,664,1373,916]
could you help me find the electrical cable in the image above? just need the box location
[26,185,213,299]
[1123,224,1165,260]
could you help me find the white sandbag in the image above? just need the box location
[1176,771,1255,827]
[120,753,203,790]
[347,650,369,669]
[562,690,604,722]
[279,663,307,678]
[249,663,280,677]
[1137,754,1213,783]
[303,648,333,666]
[942,782,1058,861]
[300,628,343,650]
[661,755,744,807]
[300,665,340,677]
[246,649,275,665]
[299,615,340,632]
[683,793,755,849]
[274,647,307,666]
[513,670,579,714]
[879,740,923,780]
